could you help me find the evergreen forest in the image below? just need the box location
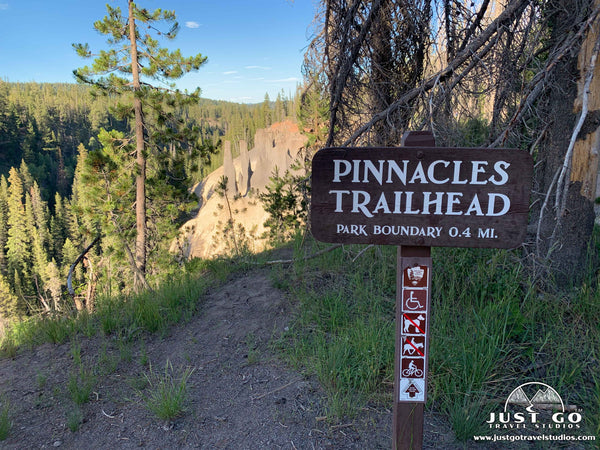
[0,1,599,445]
[0,80,294,320]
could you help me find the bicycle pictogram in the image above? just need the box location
[401,360,424,378]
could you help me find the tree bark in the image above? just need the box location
[67,235,100,310]
[532,0,598,284]
[128,0,147,292]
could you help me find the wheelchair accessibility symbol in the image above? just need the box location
[402,289,426,311]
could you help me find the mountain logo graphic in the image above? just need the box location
[504,382,564,413]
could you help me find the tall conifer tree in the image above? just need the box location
[0,176,9,277]
[0,273,19,319]
[6,168,31,300]
[73,1,208,291]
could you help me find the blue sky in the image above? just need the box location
[0,0,316,103]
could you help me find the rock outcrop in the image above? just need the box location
[174,120,308,259]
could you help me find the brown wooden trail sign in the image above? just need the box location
[311,144,533,249]
[310,131,533,449]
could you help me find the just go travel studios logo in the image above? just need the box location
[476,382,597,444]
[487,382,582,430]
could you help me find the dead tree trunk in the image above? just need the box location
[532,0,600,283]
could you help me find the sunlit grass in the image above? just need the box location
[0,257,239,355]
[274,232,600,443]
[141,360,194,421]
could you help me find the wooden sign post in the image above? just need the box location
[310,131,533,449]
[393,132,435,450]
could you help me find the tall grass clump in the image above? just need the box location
[66,406,84,432]
[277,240,396,418]
[68,366,96,406]
[428,247,528,439]
[141,360,194,421]
[0,396,11,440]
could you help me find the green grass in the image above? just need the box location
[0,257,239,355]
[244,333,260,365]
[68,366,96,406]
[428,247,528,439]
[66,406,83,432]
[141,360,194,421]
[273,233,600,444]
[276,241,396,418]
[0,228,596,444]
[0,396,11,440]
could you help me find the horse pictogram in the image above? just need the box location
[402,337,425,356]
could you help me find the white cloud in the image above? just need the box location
[0,3,9,10]
[245,65,272,71]
[223,71,238,75]
[230,96,255,103]
[268,77,299,83]
[185,21,200,29]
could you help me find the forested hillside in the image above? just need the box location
[0,81,294,321]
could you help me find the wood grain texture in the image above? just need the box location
[311,146,533,248]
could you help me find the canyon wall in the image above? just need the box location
[174,120,308,259]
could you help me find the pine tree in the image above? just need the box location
[260,93,272,129]
[44,259,62,311]
[18,160,35,193]
[6,167,31,297]
[0,176,9,277]
[0,273,20,319]
[50,192,68,264]
[68,144,94,245]
[73,1,209,292]
[25,192,47,294]
[29,182,50,251]
[61,238,83,286]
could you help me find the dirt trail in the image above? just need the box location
[0,270,466,449]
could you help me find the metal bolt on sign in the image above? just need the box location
[310,131,533,449]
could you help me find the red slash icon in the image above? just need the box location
[402,313,426,335]
[402,336,425,357]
